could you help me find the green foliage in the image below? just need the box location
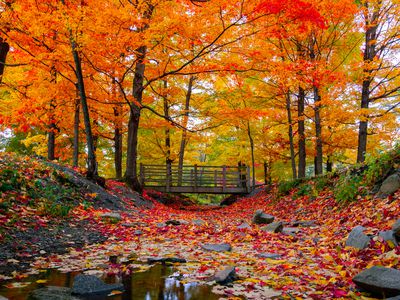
[40,202,73,217]
[295,184,312,197]
[334,174,363,203]
[0,169,24,192]
[314,176,330,192]
[278,179,302,195]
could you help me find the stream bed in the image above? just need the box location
[0,264,220,300]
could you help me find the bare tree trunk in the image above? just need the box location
[0,38,9,84]
[73,96,80,167]
[47,67,57,161]
[286,92,297,179]
[247,121,255,189]
[113,106,123,179]
[326,155,332,172]
[178,76,194,185]
[163,80,172,166]
[313,86,323,175]
[357,2,378,163]
[125,45,146,191]
[298,87,306,178]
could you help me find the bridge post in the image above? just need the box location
[166,163,172,192]
[222,165,226,193]
[194,164,198,192]
[140,163,145,185]
[247,165,251,192]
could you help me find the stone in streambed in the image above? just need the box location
[353,266,400,297]
[214,266,237,285]
[237,222,251,229]
[393,219,400,238]
[100,212,122,221]
[257,252,282,260]
[345,226,371,249]
[201,243,232,252]
[72,274,124,295]
[252,210,274,224]
[379,230,398,246]
[30,286,79,300]
[147,257,186,264]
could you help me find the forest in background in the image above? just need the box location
[0,0,399,187]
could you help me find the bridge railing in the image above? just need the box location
[140,164,252,194]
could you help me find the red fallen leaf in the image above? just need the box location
[332,289,347,297]
[198,265,209,273]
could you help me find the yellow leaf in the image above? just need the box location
[108,290,123,296]
[36,279,47,284]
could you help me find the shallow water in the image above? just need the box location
[0,264,220,300]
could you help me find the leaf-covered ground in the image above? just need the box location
[0,153,399,299]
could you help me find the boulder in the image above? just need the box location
[71,274,124,295]
[147,257,186,264]
[193,219,206,226]
[377,174,400,197]
[252,210,274,224]
[201,243,232,252]
[0,297,7,300]
[100,212,122,221]
[165,220,181,226]
[30,286,79,300]
[134,230,143,235]
[353,266,400,297]
[237,222,251,229]
[214,266,237,285]
[393,219,400,238]
[292,220,316,227]
[379,230,398,246]
[257,253,282,260]
[282,227,301,236]
[261,221,283,233]
[345,226,371,249]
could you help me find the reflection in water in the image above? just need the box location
[0,264,219,300]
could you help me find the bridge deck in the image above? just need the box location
[140,164,253,194]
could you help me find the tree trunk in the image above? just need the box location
[178,76,194,185]
[313,86,323,175]
[286,92,297,179]
[47,67,57,161]
[326,155,332,173]
[357,3,378,163]
[0,38,9,84]
[71,42,97,178]
[297,87,306,178]
[125,45,147,191]
[113,105,123,179]
[247,121,255,189]
[73,96,80,167]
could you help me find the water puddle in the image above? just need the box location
[0,264,220,300]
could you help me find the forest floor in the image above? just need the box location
[0,153,399,299]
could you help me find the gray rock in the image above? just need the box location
[30,286,79,300]
[72,274,124,295]
[292,220,316,227]
[257,253,282,260]
[201,243,232,252]
[214,266,237,285]
[237,222,251,229]
[252,210,274,224]
[393,219,400,238]
[353,266,400,297]
[282,227,301,236]
[156,222,166,228]
[100,212,122,221]
[261,221,283,233]
[193,219,206,226]
[166,220,181,226]
[386,296,400,300]
[345,226,371,249]
[378,174,400,197]
[0,296,8,300]
[147,257,186,264]
[134,230,143,235]
[379,230,398,246]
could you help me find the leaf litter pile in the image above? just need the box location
[0,154,399,299]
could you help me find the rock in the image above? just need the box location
[71,274,124,295]
[292,220,316,227]
[237,222,251,229]
[252,210,274,224]
[100,212,122,221]
[393,219,400,238]
[193,219,206,226]
[214,266,237,285]
[30,286,79,300]
[377,174,400,197]
[261,221,283,233]
[386,296,400,300]
[282,227,301,236]
[166,220,181,226]
[257,252,282,260]
[156,222,166,228]
[353,266,400,297]
[134,230,143,235]
[201,243,232,252]
[345,226,371,249]
[379,230,398,246]
[147,257,187,264]
[220,195,238,206]
[0,296,8,300]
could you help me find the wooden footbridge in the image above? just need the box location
[140,164,254,194]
